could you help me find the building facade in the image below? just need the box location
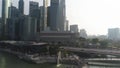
[7,18,18,40]
[50,0,60,31]
[29,1,39,17]
[37,31,79,45]
[43,0,48,31]
[8,5,20,18]
[50,0,66,31]
[22,16,37,41]
[29,1,43,32]
[108,28,120,40]
[18,0,24,14]
[2,0,10,38]
[2,0,10,19]
[57,0,66,31]
[80,29,87,38]
[70,25,79,33]
[65,20,69,31]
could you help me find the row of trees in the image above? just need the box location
[78,37,109,49]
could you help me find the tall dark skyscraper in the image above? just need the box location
[8,4,20,18]
[18,0,24,14]
[50,0,66,31]
[29,1,41,32]
[29,1,39,16]
[50,0,60,31]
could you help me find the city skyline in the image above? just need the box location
[1,0,120,35]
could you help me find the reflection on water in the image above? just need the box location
[1,57,5,68]
[0,51,120,68]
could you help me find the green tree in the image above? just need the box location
[99,40,108,48]
[91,38,99,44]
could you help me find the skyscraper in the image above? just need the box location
[58,0,66,31]
[43,0,48,31]
[29,1,39,16]
[2,0,10,19]
[2,0,10,38]
[50,0,66,31]
[50,0,60,31]
[22,16,37,41]
[8,4,20,18]
[18,0,24,14]
[47,6,51,28]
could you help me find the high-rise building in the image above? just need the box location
[108,28,120,40]
[80,29,87,38]
[22,16,37,41]
[47,6,51,28]
[7,18,18,40]
[58,0,66,31]
[65,20,69,31]
[39,6,44,31]
[18,16,25,40]
[8,5,20,18]
[70,25,79,33]
[29,1,41,32]
[43,0,48,31]
[0,18,2,23]
[18,0,24,14]
[50,0,66,31]
[7,5,20,40]
[0,18,2,36]
[2,0,10,19]
[29,1,39,16]
[50,0,60,31]
[2,0,10,38]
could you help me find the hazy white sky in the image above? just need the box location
[1,0,120,35]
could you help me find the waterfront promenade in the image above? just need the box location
[0,41,57,64]
[0,41,85,68]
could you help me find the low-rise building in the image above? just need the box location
[108,28,120,40]
[80,29,87,39]
[70,25,78,33]
[37,31,79,46]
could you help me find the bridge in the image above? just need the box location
[60,47,120,56]
[57,47,120,67]
[57,51,84,68]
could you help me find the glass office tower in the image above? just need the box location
[2,0,10,37]
[2,0,10,19]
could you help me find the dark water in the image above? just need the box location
[0,52,57,68]
[0,51,120,68]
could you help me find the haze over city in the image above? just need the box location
[1,0,120,68]
[1,0,120,35]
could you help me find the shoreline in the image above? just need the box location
[0,48,57,64]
